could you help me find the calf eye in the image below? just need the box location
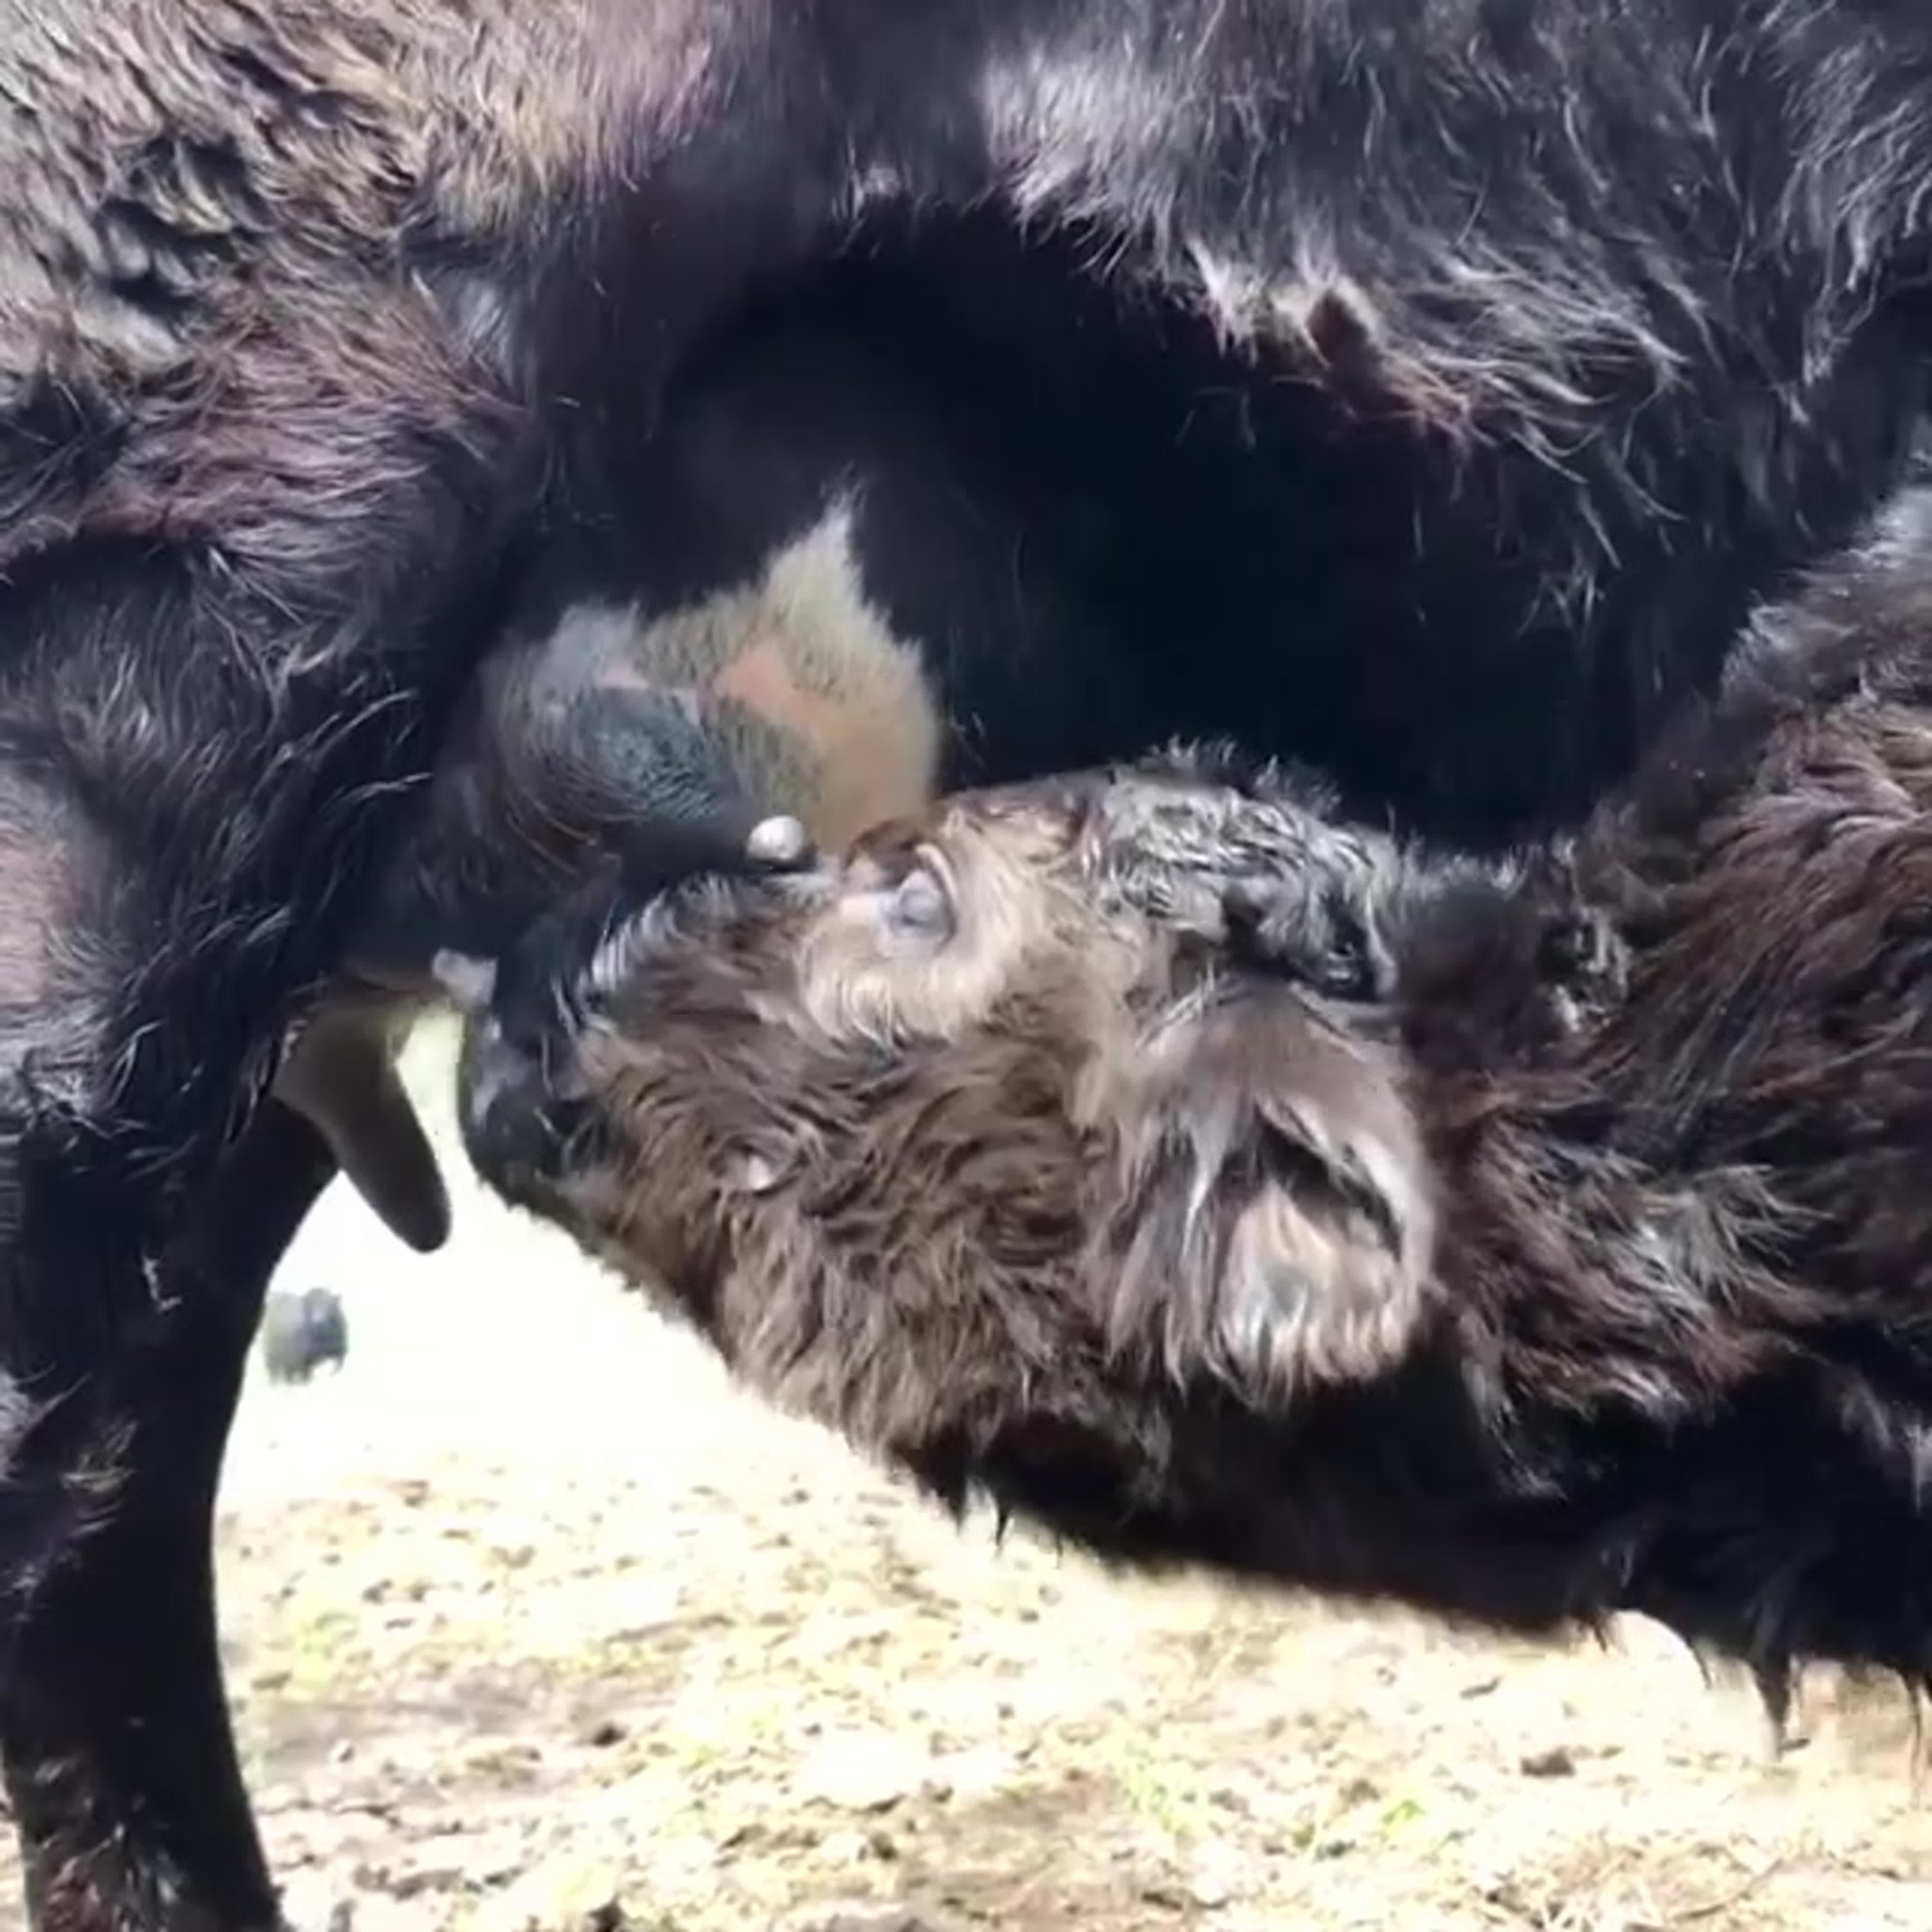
[887,851,955,939]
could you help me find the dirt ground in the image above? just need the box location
[19,1025,1932,1931]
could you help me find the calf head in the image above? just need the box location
[450,754,1441,1492]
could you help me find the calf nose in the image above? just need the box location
[450,811,812,1203]
[455,1005,578,1205]
[450,866,620,1203]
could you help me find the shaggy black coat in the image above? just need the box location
[10,1,1932,1923]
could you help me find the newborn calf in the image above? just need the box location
[450,485,1932,1708]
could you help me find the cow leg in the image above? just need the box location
[3,1101,337,1932]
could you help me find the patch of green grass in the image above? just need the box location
[1376,1793,1426,1834]
[1108,1750,1221,1841]
[1276,1782,1432,1861]
[252,1605,367,1699]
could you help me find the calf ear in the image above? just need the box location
[1101,985,1434,1400]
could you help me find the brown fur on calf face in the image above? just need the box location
[461,760,1440,1483]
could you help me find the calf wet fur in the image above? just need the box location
[456,481,1932,1723]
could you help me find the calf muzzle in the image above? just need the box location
[444,810,812,1210]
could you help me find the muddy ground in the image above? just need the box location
[15,1025,1932,1930]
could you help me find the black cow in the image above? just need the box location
[10,3,1932,1926]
